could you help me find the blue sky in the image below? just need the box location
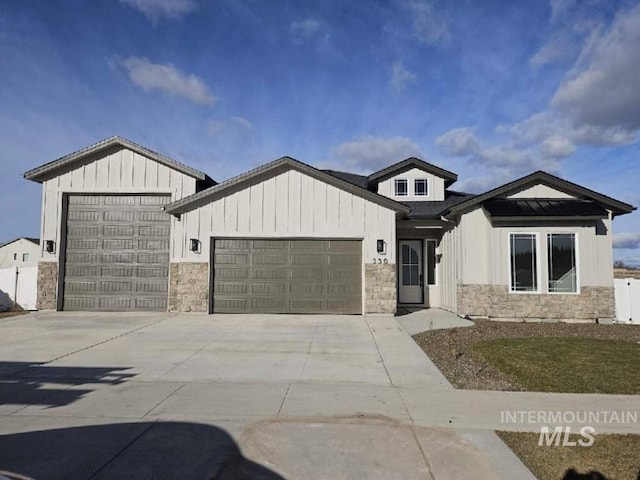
[1,0,639,264]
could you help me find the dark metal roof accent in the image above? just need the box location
[23,136,215,184]
[368,157,458,186]
[402,191,476,219]
[448,171,635,218]
[165,156,411,215]
[484,199,609,218]
[0,237,40,248]
[322,170,370,189]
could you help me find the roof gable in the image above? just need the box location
[165,156,410,215]
[0,237,39,249]
[448,171,635,217]
[23,136,214,184]
[368,157,458,186]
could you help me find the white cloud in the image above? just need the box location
[541,135,575,158]
[120,57,216,106]
[550,0,577,23]
[120,0,196,20]
[613,233,640,249]
[435,128,481,156]
[389,59,417,94]
[329,135,422,173]
[530,34,574,67]
[290,18,329,46]
[552,3,640,132]
[207,116,253,135]
[402,0,449,45]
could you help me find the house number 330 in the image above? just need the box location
[372,258,388,264]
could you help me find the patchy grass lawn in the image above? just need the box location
[413,320,640,393]
[498,431,640,480]
[473,337,640,394]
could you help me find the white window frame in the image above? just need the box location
[508,232,541,294]
[13,253,17,261]
[547,232,580,295]
[22,253,29,262]
[394,179,408,196]
[414,178,429,197]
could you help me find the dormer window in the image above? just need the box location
[394,179,408,196]
[415,179,428,196]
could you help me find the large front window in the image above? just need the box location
[548,233,577,293]
[510,233,538,292]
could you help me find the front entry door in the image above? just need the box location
[399,240,423,304]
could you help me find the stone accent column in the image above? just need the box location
[168,262,209,312]
[365,263,396,314]
[457,284,615,322]
[37,262,58,310]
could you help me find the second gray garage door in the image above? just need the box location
[213,239,362,314]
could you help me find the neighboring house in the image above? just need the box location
[23,136,635,321]
[0,238,40,268]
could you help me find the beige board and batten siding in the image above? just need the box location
[457,206,613,288]
[507,184,576,199]
[40,147,197,264]
[172,168,397,263]
[376,168,446,201]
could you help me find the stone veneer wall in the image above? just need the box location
[365,263,396,314]
[37,262,58,310]
[457,284,615,322]
[168,262,209,312]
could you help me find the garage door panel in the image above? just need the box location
[63,194,170,311]
[253,268,286,280]
[213,239,361,314]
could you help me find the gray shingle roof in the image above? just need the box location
[321,170,370,189]
[402,191,476,219]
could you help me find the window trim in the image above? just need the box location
[547,232,580,295]
[414,178,429,197]
[394,178,408,196]
[22,253,30,262]
[508,232,541,294]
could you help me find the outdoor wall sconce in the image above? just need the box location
[45,240,55,253]
[376,239,386,254]
[189,239,200,252]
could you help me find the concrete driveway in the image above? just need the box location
[0,311,533,479]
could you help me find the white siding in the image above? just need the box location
[439,225,458,311]
[39,148,198,263]
[377,168,446,201]
[0,240,41,268]
[457,206,614,289]
[508,184,575,199]
[173,169,398,263]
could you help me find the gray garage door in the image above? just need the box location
[213,239,362,314]
[62,194,171,311]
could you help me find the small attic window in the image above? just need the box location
[415,179,428,196]
[394,179,408,196]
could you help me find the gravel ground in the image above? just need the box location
[412,320,640,391]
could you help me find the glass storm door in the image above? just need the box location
[399,240,423,304]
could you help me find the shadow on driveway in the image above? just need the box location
[1,361,135,409]
[0,421,284,480]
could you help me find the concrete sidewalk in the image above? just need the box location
[5,311,634,478]
[395,308,474,335]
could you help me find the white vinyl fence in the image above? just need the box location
[0,266,38,311]
[614,278,640,324]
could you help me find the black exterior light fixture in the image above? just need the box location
[190,238,200,252]
[376,239,386,254]
[45,240,55,253]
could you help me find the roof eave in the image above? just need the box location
[448,171,636,217]
[23,136,210,183]
[368,157,458,185]
[165,157,410,216]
